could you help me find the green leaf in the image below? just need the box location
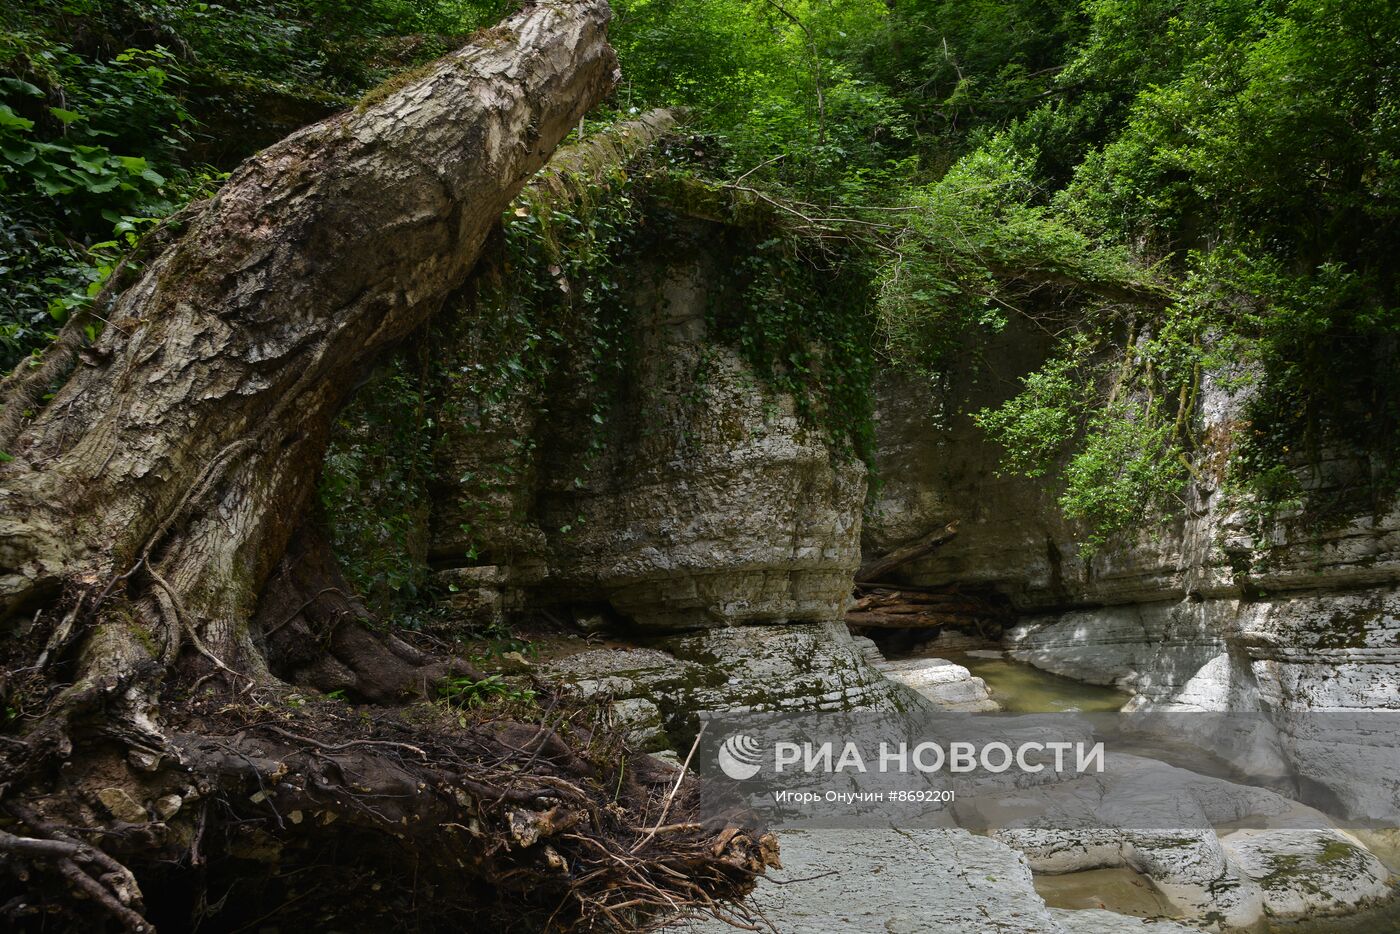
[0,78,43,98]
[48,107,83,124]
[0,105,35,131]
[32,173,72,196]
[1,143,36,165]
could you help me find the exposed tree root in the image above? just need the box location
[254,523,482,703]
[2,543,778,931]
[1,659,776,932]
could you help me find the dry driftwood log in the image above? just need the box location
[0,4,772,931]
[854,519,960,584]
[844,586,1010,633]
[847,521,1012,634]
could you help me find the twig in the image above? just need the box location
[631,722,706,853]
[734,152,787,183]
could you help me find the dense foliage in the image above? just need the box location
[5,0,1398,557]
[614,0,1400,549]
[0,0,507,368]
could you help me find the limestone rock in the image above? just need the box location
[850,633,886,666]
[1222,829,1391,921]
[668,828,1072,933]
[153,794,183,821]
[1045,909,1192,934]
[536,250,865,630]
[435,565,509,629]
[538,621,910,719]
[429,224,865,632]
[877,657,999,711]
[988,756,1396,930]
[659,621,908,713]
[609,697,667,751]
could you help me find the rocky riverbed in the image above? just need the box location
[489,627,1397,933]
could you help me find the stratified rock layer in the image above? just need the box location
[670,828,1194,934]
[430,222,864,632]
[876,655,999,711]
[865,319,1400,818]
[536,620,911,745]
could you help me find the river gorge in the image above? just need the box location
[366,152,1400,932]
[4,3,1398,929]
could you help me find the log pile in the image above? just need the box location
[845,520,1011,638]
[846,584,1010,636]
[854,520,959,584]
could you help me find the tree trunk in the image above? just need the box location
[0,5,771,931]
[855,519,960,583]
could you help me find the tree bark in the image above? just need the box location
[0,2,619,635]
[0,6,771,931]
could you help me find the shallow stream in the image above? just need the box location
[943,647,1129,713]
[898,643,1400,932]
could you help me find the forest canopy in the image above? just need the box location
[3,0,1398,549]
[1,3,1398,931]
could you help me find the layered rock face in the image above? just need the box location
[866,320,1400,817]
[530,248,866,631]
[537,620,910,746]
[429,220,865,633]
[421,206,890,715]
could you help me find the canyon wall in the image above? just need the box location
[419,203,901,718]
[866,320,1400,817]
[430,218,865,631]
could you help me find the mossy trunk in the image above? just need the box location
[0,5,770,931]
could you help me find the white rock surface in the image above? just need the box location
[1045,909,1192,934]
[987,756,1394,929]
[670,828,1190,934]
[539,620,911,721]
[1223,829,1392,921]
[876,657,1000,711]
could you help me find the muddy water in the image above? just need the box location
[944,648,1130,713]
[1033,866,1181,918]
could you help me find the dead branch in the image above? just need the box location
[855,519,960,583]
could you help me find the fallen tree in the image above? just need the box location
[0,3,772,931]
[846,522,1010,637]
[854,520,960,585]
[845,585,1010,635]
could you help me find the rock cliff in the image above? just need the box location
[429,217,865,633]
[398,153,898,718]
[865,317,1400,818]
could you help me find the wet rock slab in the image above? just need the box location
[876,656,999,712]
[669,828,1191,933]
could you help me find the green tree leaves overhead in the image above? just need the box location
[1,0,504,368]
[4,0,1398,555]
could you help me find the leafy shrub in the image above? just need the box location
[437,674,535,709]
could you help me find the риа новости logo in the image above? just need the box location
[717,733,764,780]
